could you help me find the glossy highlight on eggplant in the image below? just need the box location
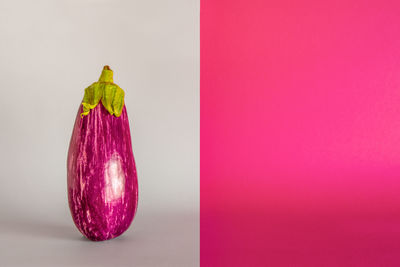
[67,66,138,241]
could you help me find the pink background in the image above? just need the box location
[201,0,400,266]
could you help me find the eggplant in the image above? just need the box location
[67,66,138,241]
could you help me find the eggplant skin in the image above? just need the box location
[67,103,138,241]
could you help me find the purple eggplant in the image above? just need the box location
[67,66,138,241]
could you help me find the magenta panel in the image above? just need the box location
[201,0,400,266]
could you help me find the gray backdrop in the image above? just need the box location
[0,0,199,266]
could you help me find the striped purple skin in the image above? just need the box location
[67,103,138,241]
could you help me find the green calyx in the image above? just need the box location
[81,66,125,118]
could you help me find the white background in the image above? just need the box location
[0,0,199,266]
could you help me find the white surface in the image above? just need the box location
[0,0,199,266]
[0,211,198,267]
